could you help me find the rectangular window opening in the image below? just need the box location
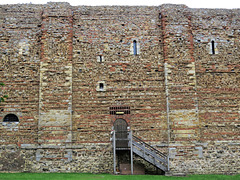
[99,83,104,90]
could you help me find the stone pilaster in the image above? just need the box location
[38,2,73,146]
[160,4,200,159]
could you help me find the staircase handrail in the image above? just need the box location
[132,135,167,159]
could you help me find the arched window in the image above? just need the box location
[3,114,19,122]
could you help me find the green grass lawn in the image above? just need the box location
[0,173,239,180]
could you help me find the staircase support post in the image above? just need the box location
[143,143,145,158]
[130,131,133,175]
[167,155,169,171]
[113,130,116,174]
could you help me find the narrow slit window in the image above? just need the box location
[211,40,215,54]
[133,40,137,55]
[99,55,102,62]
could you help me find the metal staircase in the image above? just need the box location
[111,130,169,174]
[132,135,168,172]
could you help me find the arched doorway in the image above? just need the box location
[114,118,128,148]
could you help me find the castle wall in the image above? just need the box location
[0,2,239,175]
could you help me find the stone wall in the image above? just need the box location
[0,2,239,175]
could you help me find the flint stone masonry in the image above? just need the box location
[0,2,239,175]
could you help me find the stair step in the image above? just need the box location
[116,147,130,150]
[120,164,145,175]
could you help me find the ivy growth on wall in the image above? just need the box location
[0,82,8,103]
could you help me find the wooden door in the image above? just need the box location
[114,119,128,148]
